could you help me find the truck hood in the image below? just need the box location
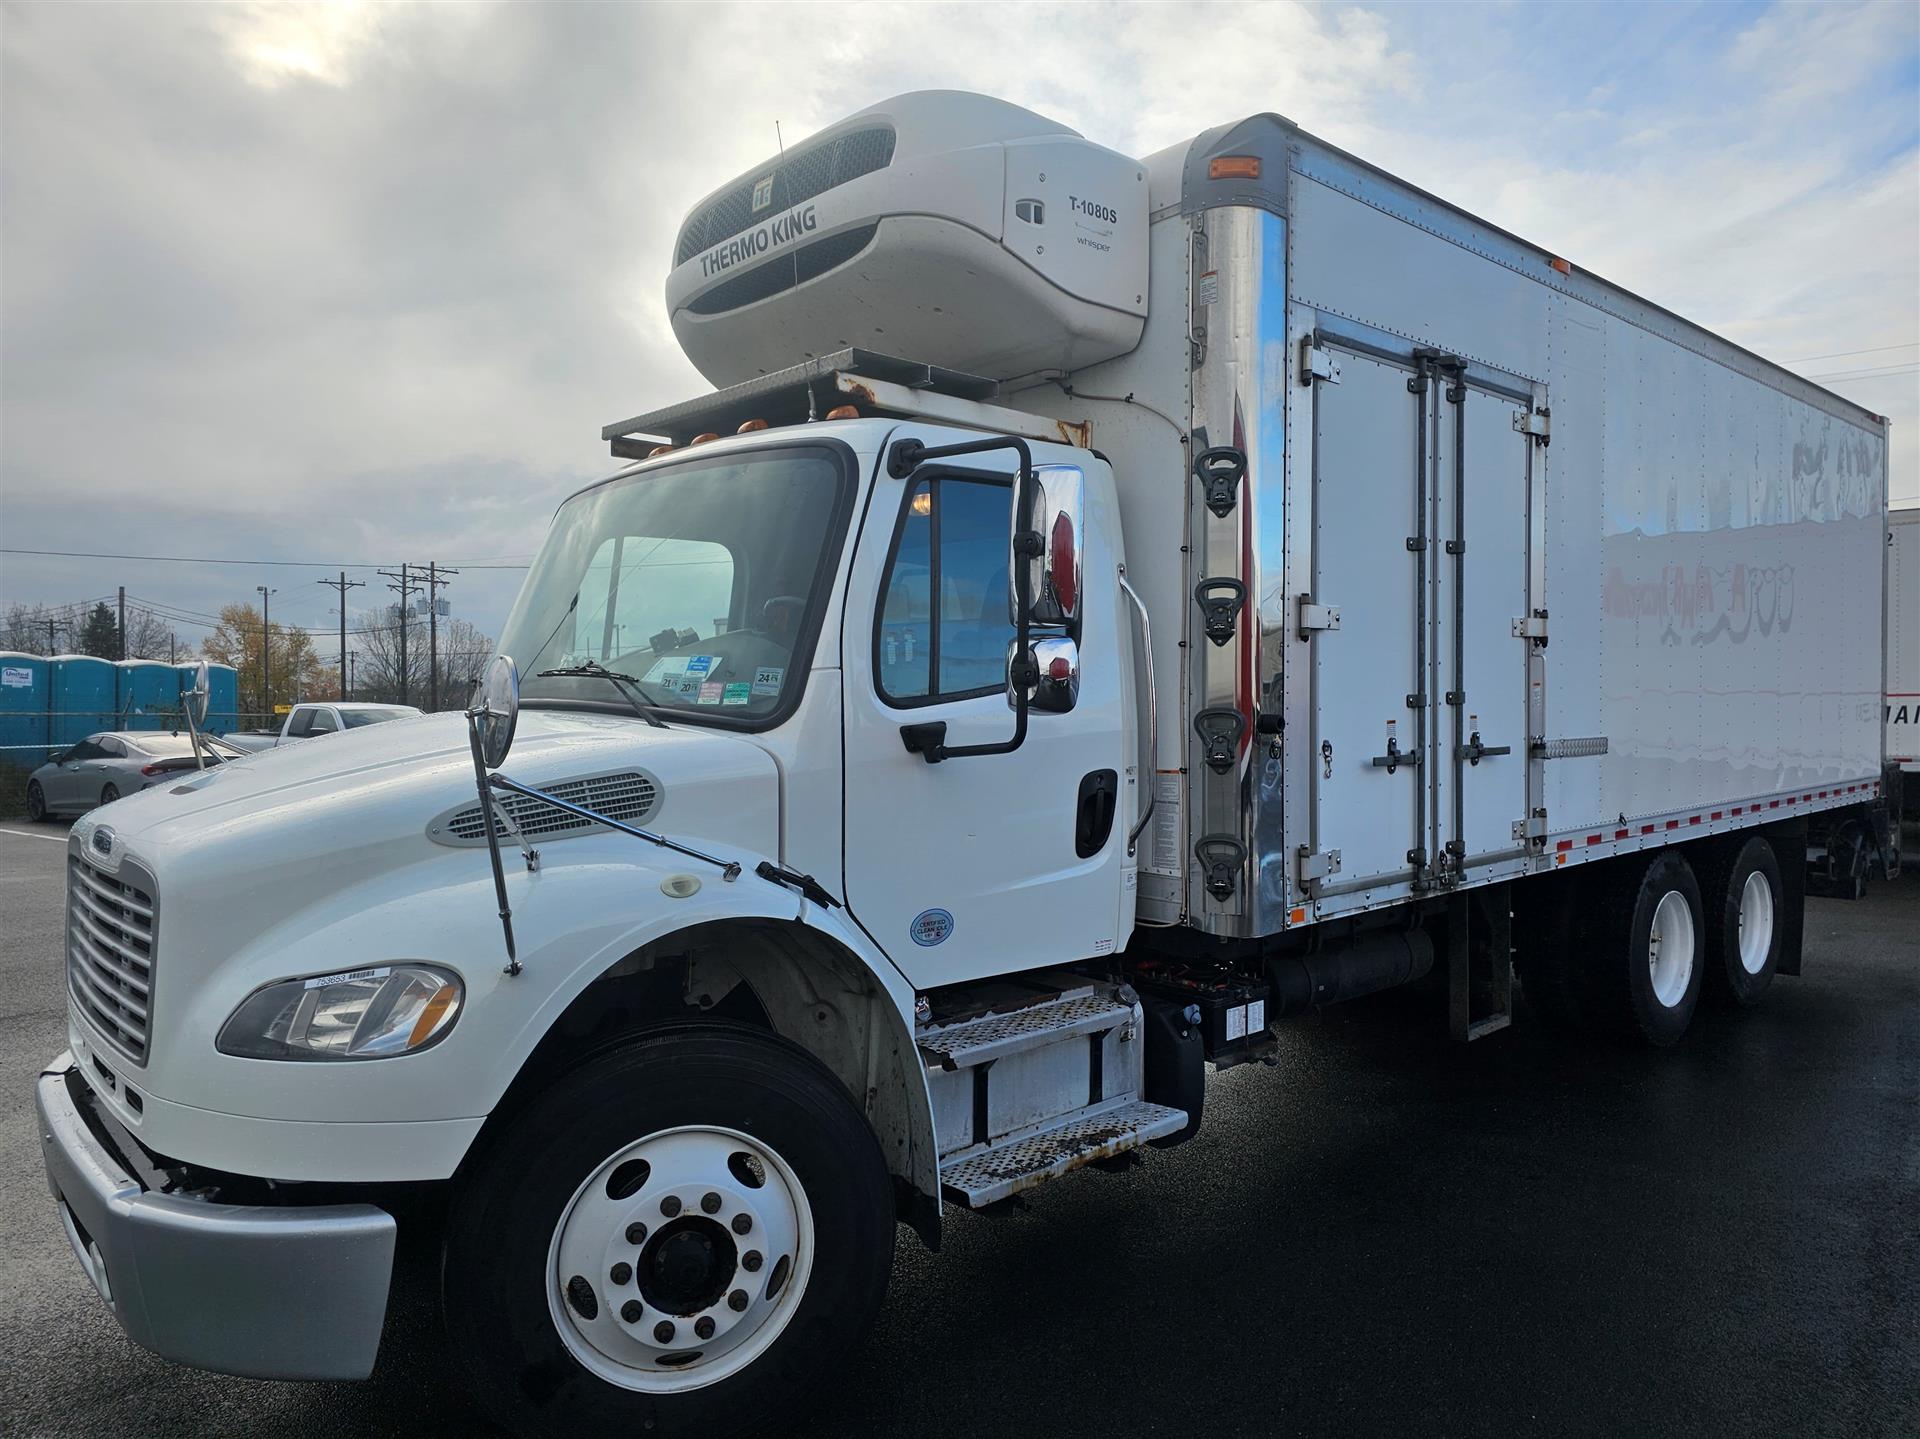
[74,708,780,920]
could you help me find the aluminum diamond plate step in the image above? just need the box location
[939,1099,1188,1207]
[916,988,1134,1072]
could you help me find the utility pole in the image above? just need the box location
[46,616,57,655]
[256,586,277,719]
[377,564,417,706]
[347,653,357,699]
[318,572,365,701]
[168,633,176,664]
[117,585,127,660]
[421,563,458,711]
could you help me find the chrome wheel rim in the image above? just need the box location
[1737,870,1774,976]
[1648,889,1696,1008]
[546,1125,812,1394]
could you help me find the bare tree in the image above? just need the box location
[353,608,494,710]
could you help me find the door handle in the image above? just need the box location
[1368,737,1422,773]
[1460,731,1511,766]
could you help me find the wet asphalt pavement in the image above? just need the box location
[1,821,1915,1438]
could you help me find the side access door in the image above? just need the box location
[1302,337,1539,908]
[841,426,1137,987]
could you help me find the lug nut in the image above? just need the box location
[625,1221,648,1245]
[701,1191,722,1214]
[731,1213,752,1234]
[660,1195,682,1218]
[654,1320,675,1343]
[728,1289,749,1312]
[621,1300,642,1324]
[610,1262,632,1286]
[742,1250,763,1272]
[695,1316,716,1339]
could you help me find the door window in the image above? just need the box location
[97,737,127,758]
[875,476,1014,704]
[67,740,105,762]
[286,709,315,737]
[306,710,338,734]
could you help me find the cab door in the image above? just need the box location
[841,426,1135,987]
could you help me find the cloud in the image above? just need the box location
[1,0,1914,652]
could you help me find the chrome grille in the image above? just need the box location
[436,770,660,845]
[674,125,896,266]
[68,851,156,1064]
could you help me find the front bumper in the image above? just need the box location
[35,1053,397,1381]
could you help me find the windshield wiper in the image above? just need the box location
[536,659,669,728]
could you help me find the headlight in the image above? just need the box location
[217,965,464,1061]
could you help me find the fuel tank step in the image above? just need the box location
[938,1098,1188,1207]
[916,985,1135,1072]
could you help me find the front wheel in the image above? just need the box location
[443,1024,895,1438]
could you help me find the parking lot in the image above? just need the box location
[1,820,1915,1438]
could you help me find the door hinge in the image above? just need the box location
[1300,338,1343,386]
[1296,595,1341,639]
[1511,611,1549,642]
[1296,846,1342,885]
[1513,407,1551,444]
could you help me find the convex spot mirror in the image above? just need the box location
[183,660,211,728]
[471,654,520,768]
[1009,464,1084,636]
[1008,634,1079,714]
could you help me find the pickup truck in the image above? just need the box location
[217,701,424,752]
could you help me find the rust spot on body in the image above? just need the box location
[1054,417,1093,449]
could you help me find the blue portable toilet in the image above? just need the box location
[0,651,52,767]
[205,663,239,734]
[51,655,116,749]
[116,658,178,731]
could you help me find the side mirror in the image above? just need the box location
[183,660,211,729]
[1010,465,1084,636]
[469,654,520,768]
[1008,634,1079,714]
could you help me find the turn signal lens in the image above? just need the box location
[1209,155,1261,180]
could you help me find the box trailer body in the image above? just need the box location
[1889,505,1920,800]
[34,90,1898,1437]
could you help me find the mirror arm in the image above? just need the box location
[885,434,1039,764]
[466,718,521,976]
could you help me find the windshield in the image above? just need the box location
[497,444,850,723]
[132,734,202,756]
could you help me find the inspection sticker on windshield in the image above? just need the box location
[697,682,725,705]
[721,683,753,705]
[683,655,717,676]
[304,966,390,990]
[751,666,784,695]
[642,657,690,684]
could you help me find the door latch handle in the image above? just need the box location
[1460,731,1511,766]
[1193,707,1247,774]
[1194,578,1246,647]
[1369,736,1422,774]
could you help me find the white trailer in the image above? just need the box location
[35,91,1896,1437]
[1889,505,1920,809]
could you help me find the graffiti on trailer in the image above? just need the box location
[1604,559,1794,646]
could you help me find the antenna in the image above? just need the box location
[774,119,801,311]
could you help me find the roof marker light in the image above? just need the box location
[737,418,768,433]
[1549,256,1572,275]
[824,405,859,420]
[1209,156,1261,180]
[690,432,720,446]
[647,445,674,458]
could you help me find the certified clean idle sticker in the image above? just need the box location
[909,908,954,947]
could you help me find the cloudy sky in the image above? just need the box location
[2,0,1916,656]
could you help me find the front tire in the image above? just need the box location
[443,1024,894,1439]
[1698,836,1782,1007]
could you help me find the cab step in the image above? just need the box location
[939,1098,1188,1207]
[916,985,1135,1071]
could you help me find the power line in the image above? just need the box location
[1,547,529,569]
[1804,363,1920,383]
[1784,341,1918,365]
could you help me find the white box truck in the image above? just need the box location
[35,91,1898,1436]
